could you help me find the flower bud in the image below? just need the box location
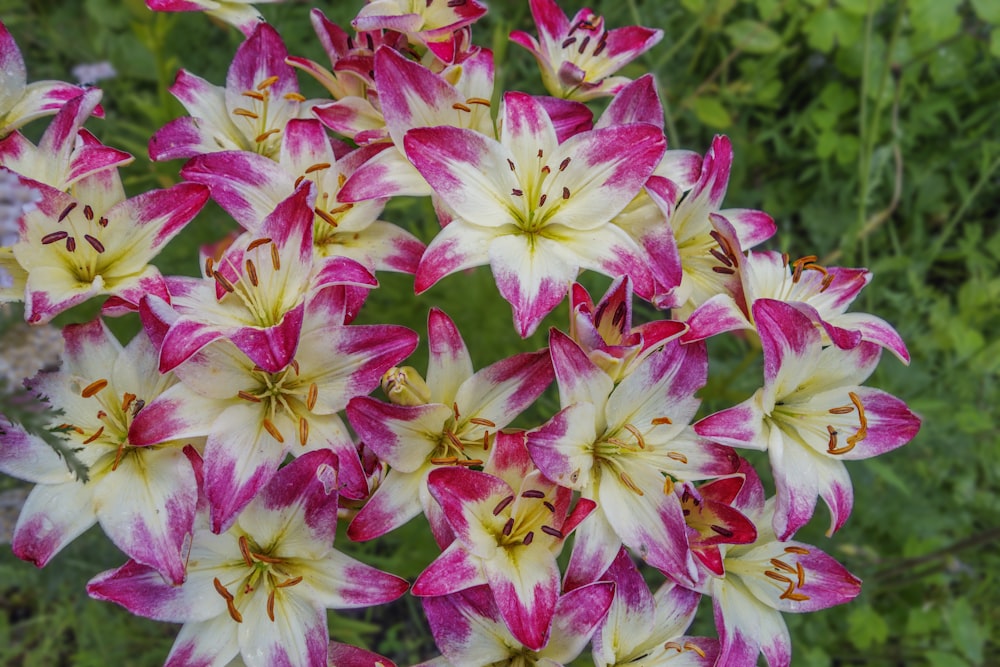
[381,366,430,406]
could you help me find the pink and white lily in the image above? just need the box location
[2,168,208,324]
[509,0,662,101]
[145,0,282,37]
[684,240,911,363]
[131,294,418,533]
[695,299,920,539]
[412,430,595,649]
[87,450,410,667]
[592,548,718,666]
[352,0,488,64]
[527,329,738,589]
[701,461,863,667]
[149,183,377,374]
[419,581,615,667]
[407,91,666,337]
[346,308,553,542]
[0,319,199,584]
[181,118,425,274]
[150,23,313,161]
[0,20,98,137]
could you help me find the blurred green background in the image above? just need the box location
[0,0,998,665]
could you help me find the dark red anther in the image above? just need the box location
[520,489,545,499]
[540,525,564,539]
[493,495,515,516]
[58,202,77,222]
[65,236,76,252]
[41,231,69,244]
[84,234,105,253]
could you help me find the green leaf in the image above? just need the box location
[803,7,861,53]
[866,459,911,497]
[926,651,969,667]
[948,598,987,664]
[909,0,962,42]
[724,19,782,54]
[971,0,1000,22]
[847,604,889,650]
[692,96,733,128]
[991,31,1000,58]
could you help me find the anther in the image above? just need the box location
[667,451,688,464]
[111,441,127,471]
[784,546,810,555]
[712,266,736,274]
[538,194,547,207]
[612,302,627,327]
[561,37,577,48]
[651,416,672,426]
[83,205,94,220]
[306,383,318,411]
[619,471,644,495]
[543,501,555,512]
[82,426,104,445]
[821,273,835,291]
[493,495,515,515]
[451,102,472,112]
[522,531,534,545]
[242,90,265,101]
[770,558,796,573]
[482,431,490,450]
[578,35,591,53]
[466,97,490,106]
[710,247,734,267]
[521,490,546,499]
[276,576,303,588]
[232,108,260,119]
[214,272,236,293]
[239,535,254,566]
[430,456,458,465]
[796,562,806,588]
[256,75,280,91]
[540,525,563,539]
[469,417,496,427]
[457,458,483,466]
[305,163,331,174]
[502,518,514,536]
[58,202,77,222]
[121,393,136,412]
[623,423,646,449]
[238,390,261,402]
[205,257,214,277]
[507,159,516,172]
[447,0,466,6]
[98,216,108,227]
[782,590,811,602]
[65,236,76,252]
[298,416,309,446]
[271,243,280,270]
[511,188,523,196]
[453,402,461,421]
[829,405,854,414]
[710,524,734,537]
[284,92,306,102]
[664,641,683,653]
[79,233,105,253]
[247,237,272,252]
[245,259,259,286]
[267,590,276,622]
[445,431,465,451]
[663,476,674,495]
[81,379,108,398]
[593,40,608,57]
[559,157,571,171]
[537,149,543,158]
[684,643,706,658]
[42,231,69,245]
[765,570,793,584]
[562,186,570,199]
[256,129,280,143]
[540,165,550,175]
[262,418,285,443]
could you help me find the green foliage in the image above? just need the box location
[0,0,997,664]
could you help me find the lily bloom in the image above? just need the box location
[407,91,665,337]
[2,168,208,324]
[150,23,313,161]
[695,299,920,539]
[87,450,410,667]
[0,20,98,137]
[352,0,488,63]
[527,329,738,590]
[145,0,282,37]
[412,431,595,650]
[509,0,662,101]
[0,319,199,584]
[346,308,553,543]
[699,460,862,667]
[419,582,615,667]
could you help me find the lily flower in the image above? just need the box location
[0,20,98,137]
[592,547,718,666]
[509,0,662,101]
[695,299,920,539]
[346,308,553,543]
[2,168,208,324]
[130,293,418,533]
[701,460,863,667]
[0,319,199,584]
[526,329,738,590]
[419,582,615,667]
[181,118,425,274]
[406,91,665,337]
[150,183,377,374]
[0,88,131,191]
[150,23,313,161]
[87,450,410,667]
[683,233,911,363]
[411,430,595,650]
[145,0,282,37]
[352,0,488,64]
[676,476,757,577]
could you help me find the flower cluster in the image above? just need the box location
[0,2,920,666]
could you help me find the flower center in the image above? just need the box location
[62,376,148,472]
[40,201,111,286]
[507,149,574,234]
[490,488,562,550]
[212,534,304,624]
[237,359,317,447]
[230,75,305,157]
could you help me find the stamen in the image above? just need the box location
[623,423,646,449]
[275,576,303,588]
[667,451,688,464]
[453,402,461,421]
[98,216,108,227]
[270,243,281,271]
[712,266,736,274]
[447,0,466,6]
[256,75,280,90]
[451,102,471,112]
[502,518,514,536]
[684,643,706,658]
[662,476,674,495]
[239,535,254,567]
[245,259,259,286]
[507,159,516,172]
[664,641,683,653]
[83,205,94,220]
[710,524,734,537]
[578,35,591,53]
[306,383,318,411]
[466,97,490,106]
[81,379,108,398]
[267,590,276,622]
[298,416,309,446]
[593,40,608,57]
[445,431,465,451]
[82,426,104,445]
[482,431,490,451]
[41,231,69,245]
[522,531,534,545]
[262,418,285,443]
[770,558,796,574]
[255,129,280,143]
[538,194,547,207]
[86,235,106,255]
[493,495,515,515]
[305,163,331,174]
[559,157,571,171]
[511,188,523,196]
[710,247,734,266]
[619,471,644,496]
[651,416,672,425]
[543,501,555,512]
[327,203,353,215]
[612,301,627,326]
[782,590,811,602]
[796,561,806,588]
[829,405,854,414]
[540,525,563,539]
[520,490,545,499]
[561,37,577,48]
[562,186,570,199]
[111,441,127,471]
[430,456,458,465]
[765,570,793,584]
[315,208,339,227]
[784,545,810,555]
[238,390,261,402]
[65,236,76,252]
[232,108,260,119]
[242,90,265,101]
[122,393,136,412]
[283,92,306,102]
[456,458,483,466]
[247,237,272,252]
[821,273,835,291]
[214,272,236,293]
[213,578,242,624]
[540,165,550,175]
[469,417,496,427]
[58,202,77,222]
[781,252,789,266]
[205,256,215,277]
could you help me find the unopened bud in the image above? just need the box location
[381,366,430,406]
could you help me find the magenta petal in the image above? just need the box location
[534,95,594,141]
[596,74,664,128]
[229,301,305,373]
[158,318,225,373]
[412,541,486,596]
[13,483,96,567]
[485,552,560,651]
[753,298,821,385]
[87,559,211,623]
